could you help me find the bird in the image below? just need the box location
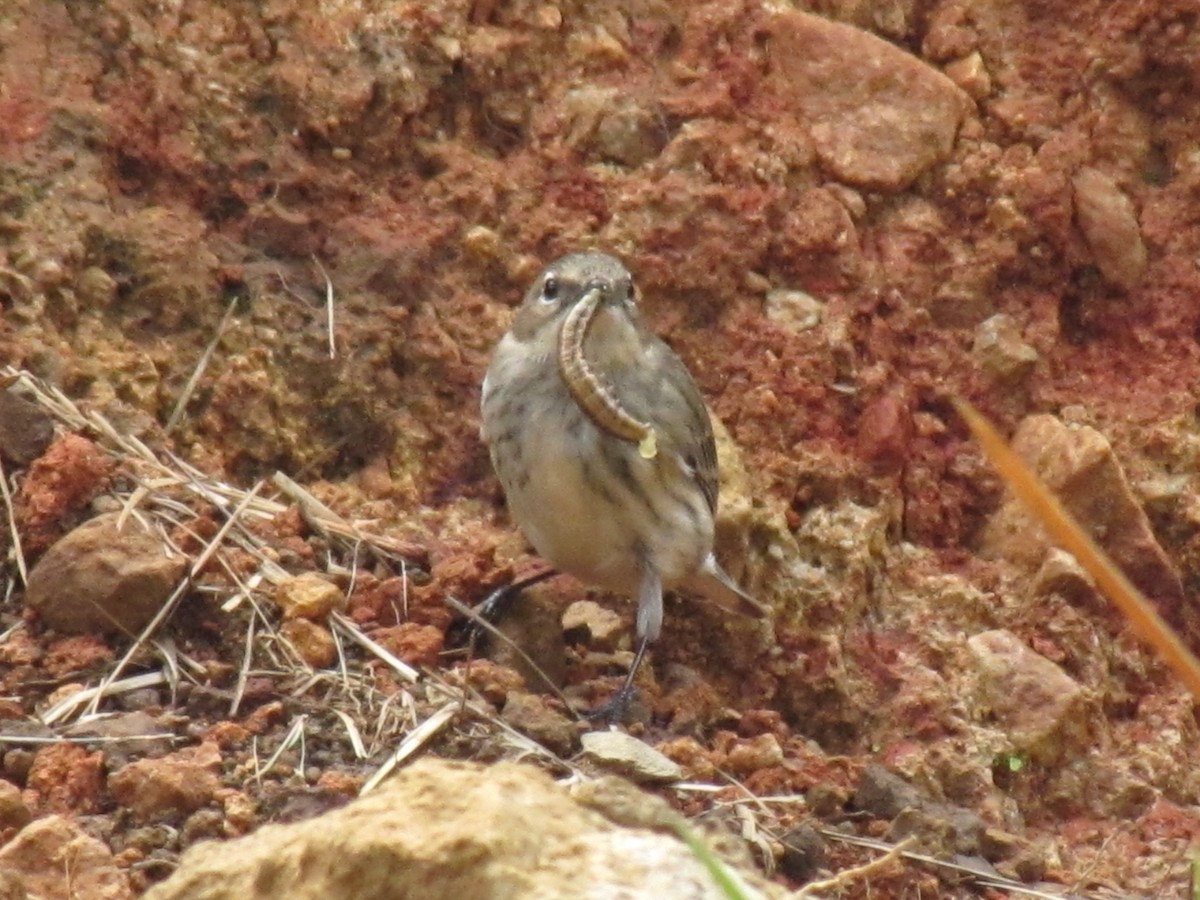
[479,251,766,720]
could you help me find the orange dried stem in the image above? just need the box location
[954,397,1200,701]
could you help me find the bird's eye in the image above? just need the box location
[540,277,559,304]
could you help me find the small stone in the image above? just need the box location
[15,434,113,555]
[779,823,826,883]
[653,737,716,781]
[1072,166,1147,292]
[461,225,503,261]
[980,414,1184,612]
[0,815,132,899]
[63,711,172,771]
[369,622,444,668]
[25,513,187,636]
[500,691,580,756]
[724,733,785,776]
[561,600,625,650]
[968,629,1094,765]
[765,289,824,332]
[888,803,986,856]
[766,9,969,190]
[0,779,31,831]
[562,87,665,168]
[973,313,1039,383]
[854,764,925,819]
[856,389,914,473]
[944,52,991,100]
[76,266,119,306]
[280,619,338,669]
[273,573,345,621]
[1030,547,1095,600]
[108,742,222,820]
[24,742,104,815]
[0,392,54,466]
[580,731,683,784]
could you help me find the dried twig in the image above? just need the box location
[360,702,457,795]
[796,837,915,897]
[0,455,27,587]
[313,255,336,359]
[166,296,239,434]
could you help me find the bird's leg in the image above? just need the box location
[448,567,559,648]
[588,566,662,724]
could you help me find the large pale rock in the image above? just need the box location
[968,629,1095,765]
[980,414,1184,613]
[146,759,776,900]
[766,10,970,190]
[0,815,131,900]
[25,512,187,635]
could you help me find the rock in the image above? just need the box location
[24,742,104,816]
[764,289,823,333]
[778,823,826,883]
[500,691,580,757]
[888,804,986,856]
[24,512,188,636]
[273,573,345,621]
[488,587,568,694]
[562,87,666,168]
[63,711,174,771]
[561,600,625,650]
[979,414,1184,614]
[280,618,338,669]
[15,435,114,555]
[856,388,914,473]
[580,731,684,784]
[723,734,785,777]
[766,9,969,190]
[0,391,54,466]
[967,629,1094,765]
[972,313,1038,384]
[0,815,132,900]
[108,742,223,820]
[0,779,31,831]
[854,764,925,819]
[144,759,773,900]
[944,52,991,101]
[1072,166,1147,292]
[369,623,444,668]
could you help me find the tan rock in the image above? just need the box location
[500,691,580,757]
[766,10,970,190]
[25,513,187,636]
[280,618,338,668]
[979,414,1184,612]
[967,629,1095,765]
[0,815,132,900]
[274,572,345,621]
[145,759,776,900]
[0,779,31,831]
[972,313,1039,384]
[581,731,684,784]
[561,599,625,650]
[724,733,785,777]
[1072,166,1147,292]
[108,742,223,820]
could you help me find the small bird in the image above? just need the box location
[480,251,766,719]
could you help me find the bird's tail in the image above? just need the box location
[684,554,770,619]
